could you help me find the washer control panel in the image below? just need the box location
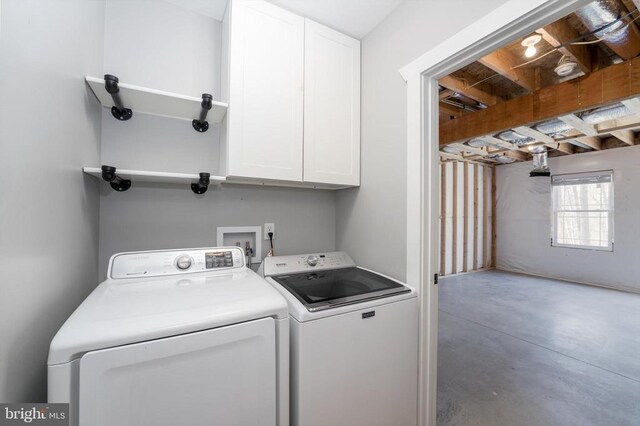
[262,251,356,277]
[109,247,245,279]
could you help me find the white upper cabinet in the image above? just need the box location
[222,0,360,188]
[224,0,304,182]
[303,20,361,186]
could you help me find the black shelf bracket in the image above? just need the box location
[192,94,213,133]
[191,173,211,194]
[104,74,133,121]
[101,165,131,192]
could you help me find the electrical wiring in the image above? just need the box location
[512,8,640,69]
[440,6,640,113]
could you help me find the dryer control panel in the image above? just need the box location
[108,247,245,279]
[262,251,356,277]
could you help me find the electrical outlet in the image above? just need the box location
[264,223,275,240]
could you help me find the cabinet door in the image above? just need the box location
[227,0,304,181]
[303,20,360,186]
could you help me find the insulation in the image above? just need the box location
[535,119,572,137]
[489,154,516,164]
[443,145,463,154]
[574,0,640,59]
[467,138,489,148]
[467,138,511,149]
[534,103,633,137]
[498,130,536,146]
[581,103,631,124]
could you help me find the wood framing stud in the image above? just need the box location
[483,166,489,269]
[463,162,469,273]
[452,162,458,274]
[473,165,479,270]
[491,167,496,268]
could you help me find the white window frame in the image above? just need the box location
[551,170,614,251]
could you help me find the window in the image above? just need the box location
[551,171,614,251]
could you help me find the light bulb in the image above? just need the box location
[525,45,537,58]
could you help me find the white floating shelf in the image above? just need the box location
[83,167,226,185]
[85,76,228,123]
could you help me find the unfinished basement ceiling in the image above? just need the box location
[439,0,640,166]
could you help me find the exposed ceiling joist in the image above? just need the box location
[440,57,640,146]
[558,114,598,136]
[610,129,636,145]
[537,20,592,74]
[513,126,555,143]
[440,152,464,161]
[477,135,519,150]
[439,76,497,106]
[449,143,489,157]
[502,150,529,162]
[569,136,603,150]
[547,142,575,155]
[478,50,536,92]
[622,97,640,114]
[439,89,455,101]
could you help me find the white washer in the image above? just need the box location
[48,247,289,426]
[260,252,418,426]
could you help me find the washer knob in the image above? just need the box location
[307,255,319,267]
[176,255,192,270]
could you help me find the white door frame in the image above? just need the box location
[399,0,593,425]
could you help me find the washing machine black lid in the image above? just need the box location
[271,267,410,312]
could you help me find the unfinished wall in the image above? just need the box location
[496,146,640,293]
[439,161,494,276]
[97,0,336,277]
[335,0,510,282]
[0,0,104,401]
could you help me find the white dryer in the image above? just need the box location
[260,252,418,426]
[48,247,289,426]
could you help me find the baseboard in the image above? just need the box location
[495,267,640,295]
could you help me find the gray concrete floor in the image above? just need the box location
[437,270,640,426]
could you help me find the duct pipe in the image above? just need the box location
[530,147,550,177]
[574,0,640,60]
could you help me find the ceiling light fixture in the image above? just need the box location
[521,34,542,58]
[554,55,578,77]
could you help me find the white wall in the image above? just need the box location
[0,0,105,401]
[496,146,640,293]
[98,0,337,277]
[335,0,510,281]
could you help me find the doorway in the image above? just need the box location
[400,0,595,424]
